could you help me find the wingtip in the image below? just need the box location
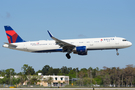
[47,30,53,37]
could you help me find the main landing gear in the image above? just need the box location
[66,53,71,59]
[116,49,119,56]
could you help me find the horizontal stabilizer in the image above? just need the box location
[4,42,17,48]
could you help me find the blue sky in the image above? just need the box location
[0,0,135,73]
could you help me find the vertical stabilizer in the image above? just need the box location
[4,26,25,43]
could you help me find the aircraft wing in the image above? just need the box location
[47,31,75,52]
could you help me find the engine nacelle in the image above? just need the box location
[73,46,87,55]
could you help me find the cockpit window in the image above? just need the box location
[122,39,127,41]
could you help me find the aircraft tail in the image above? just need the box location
[4,26,25,43]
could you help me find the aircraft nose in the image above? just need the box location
[128,42,132,47]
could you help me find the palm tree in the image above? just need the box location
[29,76,41,85]
[18,73,27,85]
[43,77,53,87]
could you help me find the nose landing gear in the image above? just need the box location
[66,53,71,59]
[116,49,119,56]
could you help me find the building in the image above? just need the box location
[0,74,69,87]
[37,75,69,87]
[0,76,4,79]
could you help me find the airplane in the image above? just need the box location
[3,26,132,59]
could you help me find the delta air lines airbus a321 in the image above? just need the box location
[3,26,132,59]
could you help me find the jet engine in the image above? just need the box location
[73,46,87,55]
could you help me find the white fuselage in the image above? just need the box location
[3,37,132,54]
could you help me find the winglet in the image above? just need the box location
[47,30,53,38]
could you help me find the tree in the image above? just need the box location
[1,68,16,85]
[67,67,72,73]
[35,70,42,75]
[47,77,53,87]
[67,70,76,79]
[0,70,6,76]
[42,65,50,75]
[5,68,15,78]
[11,77,20,85]
[21,64,35,75]
[92,68,97,78]
[124,64,134,87]
[2,77,9,85]
[94,76,102,85]
[78,71,85,86]
[80,68,87,77]
[88,67,93,71]
[103,74,111,86]
[110,67,117,86]
[83,77,96,86]
[27,76,40,85]
[61,66,69,75]
[26,66,35,75]
[43,77,53,87]
[115,67,121,87]
[48,67,53,75]
[18,72,27,85]
[21,64,29,75]
[53,68,60,75]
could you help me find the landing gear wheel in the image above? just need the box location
[117,53,119,56]
[116,49,119,56]
[66,54,71,59]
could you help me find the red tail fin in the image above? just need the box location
[4,26,25,43]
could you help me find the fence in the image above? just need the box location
[1,84,135,88]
